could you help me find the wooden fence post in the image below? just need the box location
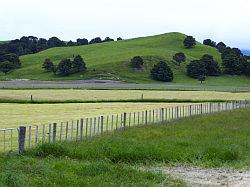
[53,123,57,143]
[123,113,127,129]
[18,126,26,154]
[101,116,104,135]
[145,110,148,125]
[161,108,164,123]
[80,119,83,142]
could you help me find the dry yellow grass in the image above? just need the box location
[0,102,189,128]
[0,89,250,101]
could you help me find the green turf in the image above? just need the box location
[0,108,250,186]
[1,32,249,86]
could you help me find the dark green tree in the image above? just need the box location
[72,55,87,73]
[222,52,243,75]
[203,39,216,47]
[117,37,123,41]
[186,60,206,79]
[131,56,144,69]
[183,36,196,48]
[173,52,186,65]
[200,54,221,76]
[76,38,88,45]
[42,58,54,72]
[150,61,173,82]
[57,59,72,76]
[0,61,15,75]
[216,42,226,53]
[2,53,21,68]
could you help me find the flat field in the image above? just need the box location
[0,102,188,128]
[0,89,250,102]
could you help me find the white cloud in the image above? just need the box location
[0,0,250,48]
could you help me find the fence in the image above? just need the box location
[0,100,249,154]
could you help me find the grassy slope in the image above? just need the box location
[0,108,250,186]
[1,32,249,86]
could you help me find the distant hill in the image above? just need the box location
[242,50,250,56]
[0,32,249,86]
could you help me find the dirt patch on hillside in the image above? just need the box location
[147,166,250,186]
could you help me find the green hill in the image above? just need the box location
[1,32,249,86]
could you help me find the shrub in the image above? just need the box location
[131,56,144,69]
[151,61,173,82]
[173,52,186,65]
[183,36,196,48]
[203,39,216,47]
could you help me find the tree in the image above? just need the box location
[89,37,102,44]
[200,54,221,76]
[0,61,15,75]
[222,52,243,75]
[131,56,144,69]
[183,36,196,48]
[47,37,65,48]
[203,39,216,47]
[173,52,186,65]
[67,40,76,46]
[150,61,173,82]
[103,37,114,42]
[186,60,206,79]
[42,58,54,72]
[117,37,123,41]
[242,61,250,76]
[76,38,88,45]
[216,42,226,53]
[57,59,72,76]
[1,53,21,68]
[72,55,87,73]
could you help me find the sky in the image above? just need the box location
[1,0,250,49]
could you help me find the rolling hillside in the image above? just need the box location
[0,32,249,86]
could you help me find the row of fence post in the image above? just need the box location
[12,100,250,154]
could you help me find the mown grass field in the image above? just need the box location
[0,102,189,128]
[0,108,250,186]
[1,32,249,86]
[0,89,250,102]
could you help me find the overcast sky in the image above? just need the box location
[1,0,250,49]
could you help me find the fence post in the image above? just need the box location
[145,110,148,125]
[101,116,104,135]
[161,108,164,123]
[53,123,57,143]
[18,126,26,154]
[123,112,127,130]
[80,119,83,142]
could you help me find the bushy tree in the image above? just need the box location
[183,36,196,48]
[57,59,72,76]
[77,38,88,45]
[1,53,21,68]
[201,54,221,76]
[131,56,144,69]
[42,58,54,72]
[222,52,243,75]
[103,37,114,42]
[0,61,15,75]
[89,37,102,44]
[186,60,206,79]
[203,39,216,47]
[72,55,87,73]
[151,61,173,82]
[47,37,65,48]
[242,61,250,76]
[173,52,186,65]
[117,37,123,41]
[216,42,226,53]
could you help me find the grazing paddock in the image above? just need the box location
[0,102,190,128]
[0,89,250,102]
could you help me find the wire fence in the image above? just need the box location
[0,100,249,154]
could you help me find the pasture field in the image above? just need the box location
[0,89,250,102]
[0,102,189,128]
[0,108,250,186]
